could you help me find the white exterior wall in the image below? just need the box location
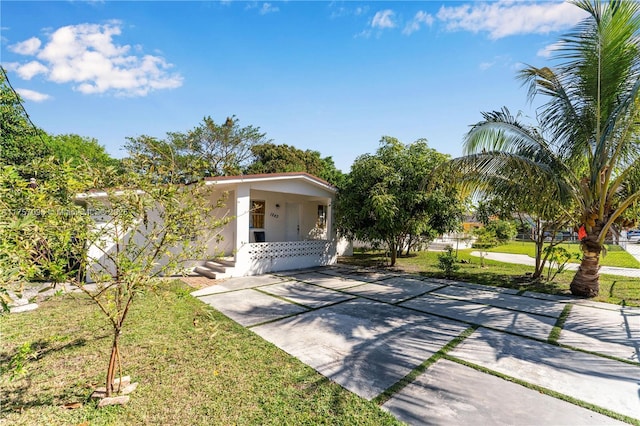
[86,207,164,282]
[336,238,353,256]
[240,190,331,243]
[205,189,235,257]
[247,189,287,242]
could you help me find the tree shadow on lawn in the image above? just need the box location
[0,335,110,415]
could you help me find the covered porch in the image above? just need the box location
[200,173,338,277]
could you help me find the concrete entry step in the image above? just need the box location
[212,257,236,267]
[204,261,227,273]
[195,258,236,279]
[194,266,231,279]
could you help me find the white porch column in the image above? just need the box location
[326,197,334,241]
[235,183,251,274]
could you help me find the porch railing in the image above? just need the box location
[247,240,333,261]
[236,240,336,275]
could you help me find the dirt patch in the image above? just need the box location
[180,276,222,289]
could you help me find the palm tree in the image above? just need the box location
[452,0,640,297]
[453,108,577,280]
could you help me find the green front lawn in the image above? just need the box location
[484,241,640,269]
[0,281,400,425]
[341,249,640,307]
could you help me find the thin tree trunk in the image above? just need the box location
[389,239,397,266]
[105,330,120,397]
[533,239,544,279]
[390,247,397,266]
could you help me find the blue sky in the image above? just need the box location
[1,1,588,172]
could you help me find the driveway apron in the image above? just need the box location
[193,266,640,425]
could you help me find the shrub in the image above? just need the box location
[472,227,498,249]
[472,220,517,248]
[486,220,517,243]
[437,246,460,277]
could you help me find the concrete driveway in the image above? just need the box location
[192,266,640,425]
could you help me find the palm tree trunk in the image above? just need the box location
[570,234,602,297]
[570,255,600,297]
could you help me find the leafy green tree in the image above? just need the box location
[619,164,640,229]
[0,67,50,175]
[462,134,575,281]
[1,158,229,399]
[450,1,640,296]
[74,169,228,399]
[0,159,94,309]
[125,116,270,183]
[472,227,499,250]
[485,219,518,244]
[336,137,463,266]
[44,133,121,171]
[245,143,345,186]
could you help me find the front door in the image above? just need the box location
[285,203,300,241]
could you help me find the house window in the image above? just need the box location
[250,200,265,228]
[317,205,326,228]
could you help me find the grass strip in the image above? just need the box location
[371,325,478,406]
[548,303,573,344]
[254,287,312,309]
[444,355,640,426]
[390,286,447,306]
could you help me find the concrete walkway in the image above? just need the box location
[192,266,640,425]
[470,251,640,278]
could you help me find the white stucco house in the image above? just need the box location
[198,172,348,278]
[80,172,350,281]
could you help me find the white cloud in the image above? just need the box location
[14,60,48,80]
[479,55,512,71]
[403,11,434,35]
[354,29,372,39]
[354,6,368,16]
[9,37,42,55]
[437,1,589,39]
[1,27,9,44]
[260,3,279,15]
[16,88,51,102]
[244,2,279,14]
[537,41,565,57]
[479,61,495,71]
[8,22,182,97]
[330,4,369,19]
[371,10,396,29]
